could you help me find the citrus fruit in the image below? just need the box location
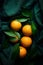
[10,20,22,31]
[19,46,27,58]
[21,36,32,47]
[22,25,32,36]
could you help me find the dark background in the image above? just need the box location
[0,0,43,65]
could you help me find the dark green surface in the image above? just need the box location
[0,0,43,65]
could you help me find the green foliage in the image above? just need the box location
[4,30,16,37]
[1,43,19,65]
[3,0,23,16]
[1,22,9,31]
[1,0,43,65]
[9,37,18,42]
[17,18,29,22]
[11,43,19,61]
[14,32,21,39]
[4,30,21,38]
[29,46,38,58]
[31,21,37,35]
[22,9,33,19]
[4,30,21,42]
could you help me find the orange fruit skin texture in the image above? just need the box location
[10,20,22,31]
[21,36,32,48]
[22,25,32,36]
[20,46,27,58]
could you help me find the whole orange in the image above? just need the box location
[21,36,32,47]
[19,46,27,58]
[10,20,22,31]
[22,25,32,36]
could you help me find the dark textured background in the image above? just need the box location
[0,0,43,65]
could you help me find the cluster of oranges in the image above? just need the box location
[10,20,32,58]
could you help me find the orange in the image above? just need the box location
[19,46,27,58]
[21,36,32,47]
[10,20,22,31]
[22,25,32,36]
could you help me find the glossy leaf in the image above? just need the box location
[14,32,21,39]
[17,18,29,22]
[4,30,16,37]
[4,30,21,38]
[31,21,37,35]
[9,37,18,42]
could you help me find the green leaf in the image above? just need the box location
[11,43,19,60]
[9,37,18,42]
[9,32,21,42]
[22,10,33,19]
[17,18,29,22]
[31,21,37,35]
[14,32,21,39]
[4,30,16,37]
[4,0,23,16]
[4,30,21,38]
